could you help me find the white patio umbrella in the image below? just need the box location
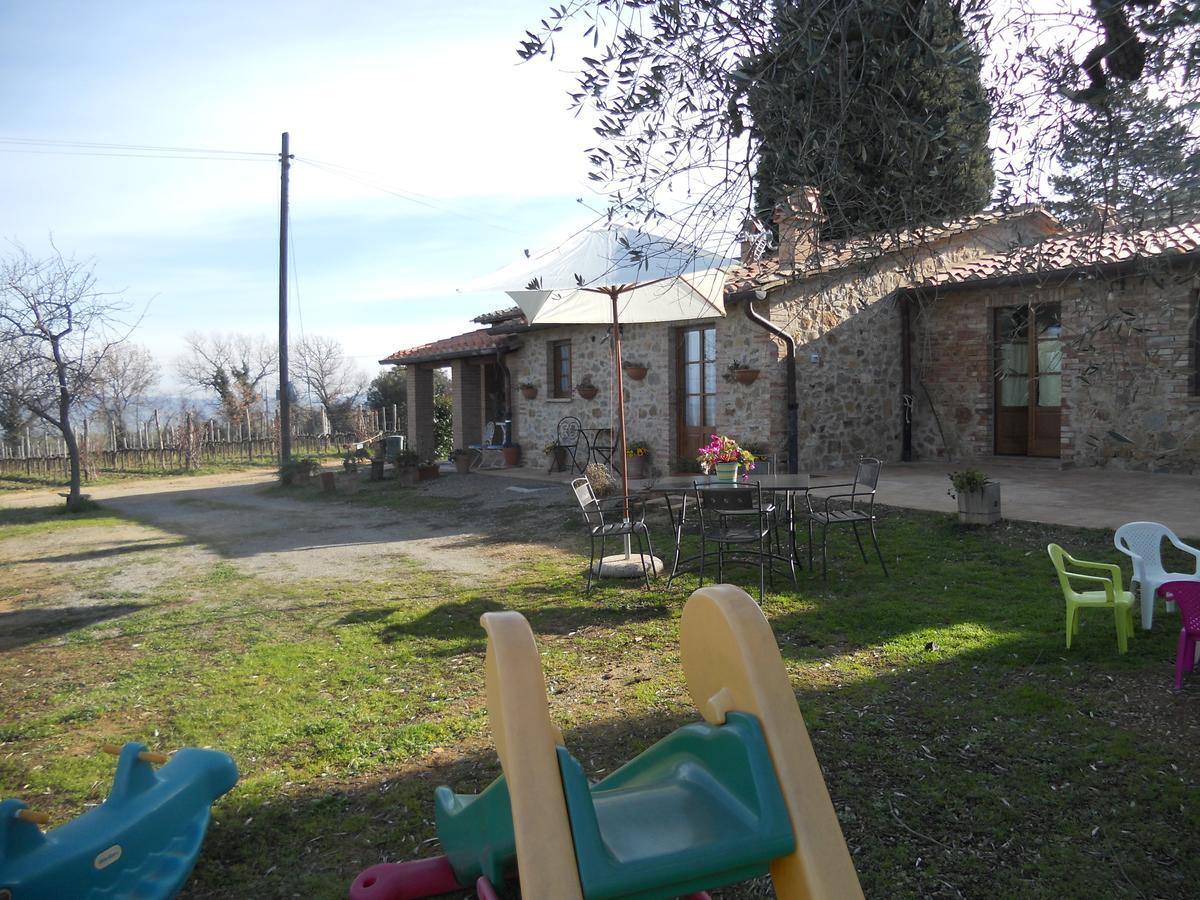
[486,226,732,572]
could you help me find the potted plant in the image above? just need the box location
[519,381,538,400]
[544,441,569,472]
[502,442,522,467]
[727,361,760,385]
[394,448,419,487]
[625,440,650,479]
[622,361,649,381]
[449,448,474,474]
[417,458,441,480]
[576,379,599,401]
[697,434,757,483]
[948,468,1001,525]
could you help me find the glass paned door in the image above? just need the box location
[993,304,1061,457]
[677,324,718,461]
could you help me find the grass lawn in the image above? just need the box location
[1,482,1197,898]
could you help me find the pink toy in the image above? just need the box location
[1160,581,1200,690]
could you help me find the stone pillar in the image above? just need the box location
[407,366,435,461]
[451,359,483,450]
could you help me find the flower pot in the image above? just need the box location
[454,455,473,474]
[369,458,385,482]
[417,464,440,481]
[732,368,760,386]
[715,461,740,483]
[623,365,648,381]
[395,466,418,487]
[521,386,538,400]
[320,471,337,494]
[502,446,522,467]
[625,454,648,479]
[957,482,1001,525]
[577,385,599,401]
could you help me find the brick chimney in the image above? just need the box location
[772,186,824,271]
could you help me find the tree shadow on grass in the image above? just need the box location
[0,602,145,652]
[341,595,675,654]
[9,538,193,566]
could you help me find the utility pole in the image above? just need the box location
[278,132,293,464]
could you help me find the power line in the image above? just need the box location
[0,147,270,163]
[294,157,525,235]
[0,136,275,156]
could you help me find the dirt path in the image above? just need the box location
[1,468,574,597]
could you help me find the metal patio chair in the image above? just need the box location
[571,478,657,592]
[587,427,621,473]
[553,416,587,474]
[803,457,888,579]
[694,482,778,603]
[469,421,506,470]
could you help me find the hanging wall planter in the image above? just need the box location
[733,368,760,385]
[623,363,648,381]
[519,383,538,400]
[576,383,599,401]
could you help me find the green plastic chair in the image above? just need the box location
[1047,543,1135,654]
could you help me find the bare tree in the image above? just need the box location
[0,242,135,509]
[292,335,367,432]
[89,342,159,442]
[176,332,276,422]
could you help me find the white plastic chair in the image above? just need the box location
[1114,522,1200,630]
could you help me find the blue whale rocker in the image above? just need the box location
[0,742,237,899]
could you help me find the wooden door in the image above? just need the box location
[676,325,718,463]
[993,304,1061,457]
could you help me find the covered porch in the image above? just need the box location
[379,328,517,460]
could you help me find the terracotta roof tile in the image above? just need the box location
[724,205,1060,294]
[920,222,1200,287]
[380,328,508,364]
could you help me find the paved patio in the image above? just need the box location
[487,457,1200,539]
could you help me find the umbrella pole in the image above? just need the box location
[610,288,633,560]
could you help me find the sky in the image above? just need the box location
[2,0,609,389]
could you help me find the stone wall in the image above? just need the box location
[504,308,780,474]
[763,219,1046,471]
[497,214,1059,473]
[912,264,1200,473]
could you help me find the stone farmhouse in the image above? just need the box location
[382,194,1200,475]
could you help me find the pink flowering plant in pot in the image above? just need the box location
[696,434,756,481]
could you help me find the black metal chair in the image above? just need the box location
[804,457,888,578]
[587,427,621,473]
[571,478,657,592]
[553,416,587,474]
[694,482,776,603]
[663,490,704,589]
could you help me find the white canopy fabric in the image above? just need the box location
[491,226,732,324]
[486,226,734,552]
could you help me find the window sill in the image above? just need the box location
[545,397,573,403]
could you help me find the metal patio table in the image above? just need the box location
[641,474,812,586]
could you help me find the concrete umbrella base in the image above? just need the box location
[592,554,664,579]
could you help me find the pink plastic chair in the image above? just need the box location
[1160,581,1200,690]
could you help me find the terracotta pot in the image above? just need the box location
[733,368,760,385]
[577,385,599,401]
[625,453,648,479]
[453,455,473,474]
[417,464,440,481]
[623,365,648,381]
[320,471,336,494]
[521,386,538,400]
[395,466,418,487]
[502,446,522,467]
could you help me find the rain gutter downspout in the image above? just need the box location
[900,291,913,462]
[737,288,799,474]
